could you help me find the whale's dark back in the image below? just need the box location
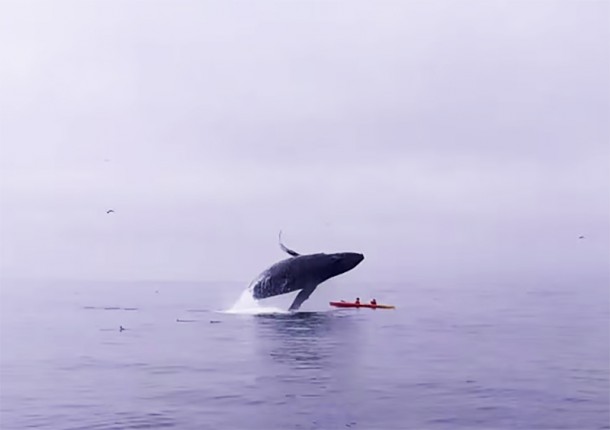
[249,252,364,300]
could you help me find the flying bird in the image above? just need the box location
[106,209,115,214]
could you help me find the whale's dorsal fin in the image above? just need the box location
[279,230,300,257]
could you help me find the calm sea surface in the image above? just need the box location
[1,278,608,429]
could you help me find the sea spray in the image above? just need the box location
[225,289,288,315]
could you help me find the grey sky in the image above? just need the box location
[0,1,608,282]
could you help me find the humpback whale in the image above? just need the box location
[247,232,364,311]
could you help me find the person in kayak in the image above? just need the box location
[370,299,377,305]
[355,297,361,305]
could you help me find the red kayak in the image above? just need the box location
[330,301,395,309]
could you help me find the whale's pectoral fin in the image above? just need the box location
[280,242,300,257]
[289,285,317,311]
[279,230,300,257]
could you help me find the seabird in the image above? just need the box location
[106,209,115,214]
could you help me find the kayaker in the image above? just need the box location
[355,297,361,305]
[370,299,377,305]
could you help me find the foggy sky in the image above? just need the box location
[1,1,608,283]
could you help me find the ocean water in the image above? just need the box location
[1,278,608,430]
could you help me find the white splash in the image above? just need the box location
[224,289,289,315]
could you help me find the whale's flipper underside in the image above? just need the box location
[279,230,300,257]
[289,284,318,311]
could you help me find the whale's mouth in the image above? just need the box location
[224,289,289,315]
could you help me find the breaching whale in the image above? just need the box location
[247,233,364,311]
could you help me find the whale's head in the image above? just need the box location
[312,252,364,281]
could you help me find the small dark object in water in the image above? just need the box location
[106,209,115,214]
[210,320,221,324]
[119,325,125,332]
